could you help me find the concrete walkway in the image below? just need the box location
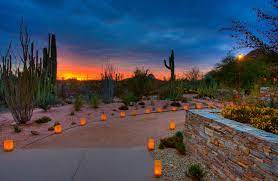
[0,111,186,180]
[0,147,158,181]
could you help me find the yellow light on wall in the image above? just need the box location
[3,140,14,152]
[131,110,137,116]
[183,104,190,111]
[172,107,177,111]
[195,103,203,109]
[156,108,163,113]
[101,113,107,121]
[79,118,86,126]
[169,120,176,130]
[145,108,151,114]
[120,111,126,118]
[147,138,155,151]
[54,124,62,134]
[154,160,162,177]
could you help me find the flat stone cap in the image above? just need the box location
[189,109,278,144]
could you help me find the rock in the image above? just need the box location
[170,102,181,107]
[31,130,39,135]
[10,122,17,126]
[48,126,54,131]
[138,101,145,106]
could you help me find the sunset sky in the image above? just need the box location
[0,0,270,80]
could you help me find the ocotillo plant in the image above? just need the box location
[164,49,175,81]
[101,64,115,103]
[0,23,42,124]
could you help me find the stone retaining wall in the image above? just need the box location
[184,109,278,180]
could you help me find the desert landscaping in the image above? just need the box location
[0,0,277,180]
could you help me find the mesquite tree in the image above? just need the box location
[0,22,42,124]
[222,0,277,54]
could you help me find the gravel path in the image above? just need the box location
[151,131,217,181]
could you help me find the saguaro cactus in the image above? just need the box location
[42,34,57,86]
[49,34,57,85]
[164,49,175,81]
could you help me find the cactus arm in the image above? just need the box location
[164,59,171,69]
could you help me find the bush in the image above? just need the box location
[222,105,278,134]
[250,115,278,134]
[74,95,83,111]
[158,81,183,101]
[158,142,165,149]
[175,131,184,140]
[121,91,138,106]
[127,67,155,97]
[170,101,181,107]
[160,131,186,154]
[160,136,178,148]
[175,142,186,155]
[13,125,22,133]
[196,87,217,99]
[90,95,100,108]
[118,104,129,110]
[187,164,207,180]
[35,116,52,124]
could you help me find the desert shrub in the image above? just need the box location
[215,89,235,101]
[158,142,165,149]
[170,101,181,107]
[35,116,52,124]
[160,131,186,154]
[121,91,138,106]
[118,104,129,110]
[181,97,188,103]
[74,95,83,111]
[90,95,100,108]
[222,105,278,134]
[250,115,278,134]
[158,81,184,100]
[187,164,207,180]
[160,136,178,148]
[13,125,22,133]
[175,141,186,155]
[196,87,217,99]
[175,131,184,140]
[127,67,155,97]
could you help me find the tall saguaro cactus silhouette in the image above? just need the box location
[164,49,175,81]
[42,34,57,86]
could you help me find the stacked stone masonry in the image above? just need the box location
[184,109,278,180]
